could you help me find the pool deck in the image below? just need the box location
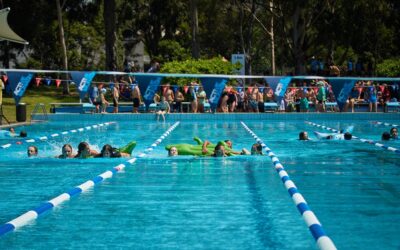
[32,112,400,122]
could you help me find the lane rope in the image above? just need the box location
[0,122,116,149]
[0,121,180,237]
[240,121,337,250]
[371,121,399,128]
[305,121,400,154]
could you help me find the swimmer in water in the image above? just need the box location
[74,142,98,159]
[202,139,244,155]
[168,146,178,157]
[299,131,310,140]
[381,132,391,141]
[314,131,352,140]
[27,145,38,157]
[213,144,227,157]
[58,144,74,159]
[390,127,398,139]
[250,143,263,155]
[97,144,130,158]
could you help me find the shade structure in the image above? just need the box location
[0,8,28,44]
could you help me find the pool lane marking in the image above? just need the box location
[0,121,180,237]
[240,121,337,250]
[0,122,116,149]
[371,121,399,128]
[305,121,400,154]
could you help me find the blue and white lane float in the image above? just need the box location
[371,121,399,128]
[305,121,400,154]
[0,122,116,149]
[240,121,337,250]
[0,121,180,237]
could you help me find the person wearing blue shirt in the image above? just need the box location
[88,83,99,104]
[310,57,319,75]
[347,59,353,75]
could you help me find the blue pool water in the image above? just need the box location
[0,115,399,249]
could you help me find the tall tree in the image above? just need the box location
[56,0,70,94]
[189,0,200,59]
[276,0,334,74]
[104,0,117,70]
[238,0,256,75]
[269,0,275,75]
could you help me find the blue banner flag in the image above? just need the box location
[7,71,34,104]
[200,77,228,111]
[273,77,292,104]
[45,78,52,86]
[330,79,356,111]
[263,76,284,93]
[135,75,163,108]
[70,71,96,100]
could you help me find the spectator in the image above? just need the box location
[163,83,174,109]
[264,83,274,103]
[189,82,198,113]
[173,87,185,113]
[112,83,120,113]
[248,83,259,113]
[0,77,4,106]
[147,60,160,73]
[329,63,340,77]
[156,96,170,122]
[310,56,319,75]
[88,83,100,112]
[219,89,229,113]
[356,59,364,76]
[131,82,142,113]
[365,81,377,112]
[257,87,265,113]
[197,86,207,113]
[316,81,327,112]
[99,85,109,113]
[347,59,353,76]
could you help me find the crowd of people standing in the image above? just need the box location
[86,76,399,114]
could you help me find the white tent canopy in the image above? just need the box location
[0,7,28,44]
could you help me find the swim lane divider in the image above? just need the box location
[305,121,400,154]
[0,122,117,149]
[240,121,337,250]
[0,121,180,237]
[371,121,399,128]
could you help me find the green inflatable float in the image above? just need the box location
[117,141,137,154]
[165,137,235,156]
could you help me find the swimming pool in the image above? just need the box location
[0,113,399,249]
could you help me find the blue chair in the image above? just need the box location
[325,102,338,112]
[148,103,159,112]
[386,102,400,112]
[204,103,211,112]
[264,102,278,112]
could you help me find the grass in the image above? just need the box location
[1,85,80,123]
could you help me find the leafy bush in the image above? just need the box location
[158,40,190,62]
[160,57,239,86]
[376,58,400,77]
